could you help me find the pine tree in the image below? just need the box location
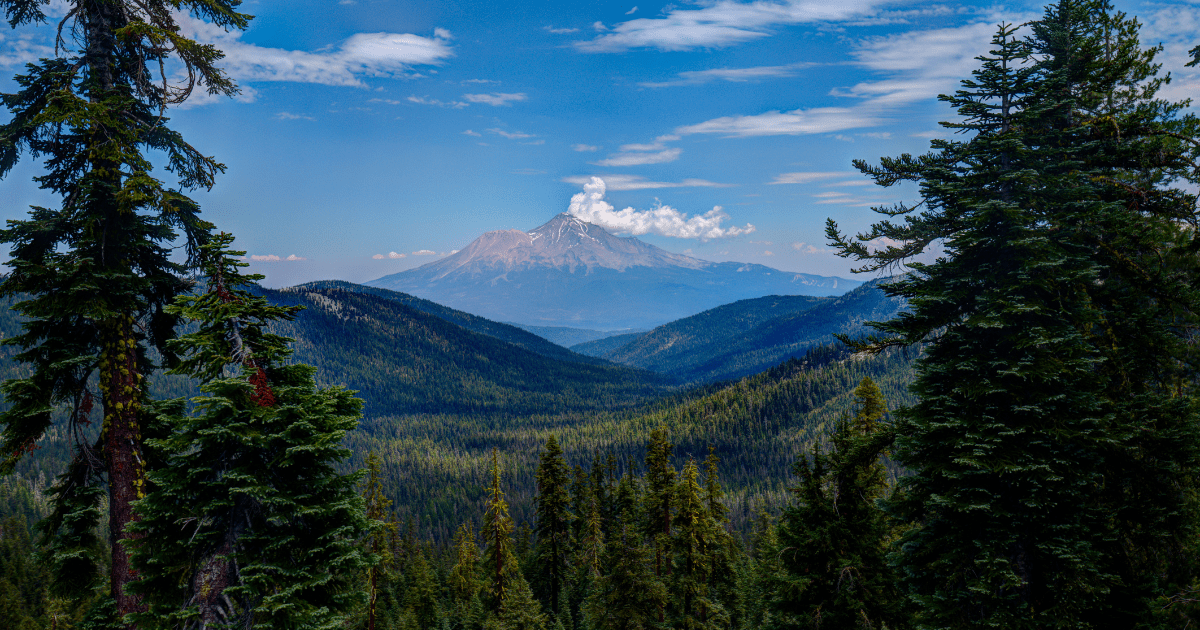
[532,436,573,622]
[447,522,485,630]
[669,460,729,630]
[827,4,1200,626]
[0,1,249,619]
[126,234,372,629]
[768,377,903,630]
[583,516,666,630]
[643,428,676,625]
[361,452,401,630]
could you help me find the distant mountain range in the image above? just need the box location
[570,278,906,383]
[366,213,859,329]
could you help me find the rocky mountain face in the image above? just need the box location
[367,213,860,329]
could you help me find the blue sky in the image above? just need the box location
[3,0,1199,287]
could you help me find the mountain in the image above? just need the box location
[366,213,860,329]
[260,285,674,416]
[583,279,906,383]
[287,280,611,366]
[505,323,644,348]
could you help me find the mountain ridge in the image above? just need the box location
[367,213,861,329]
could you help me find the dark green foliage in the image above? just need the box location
[590,281,904,383]
[262,285,674,417]
[583,517,667,630]
[0,0,249,613]
[532,436,573,621]
[828,4,1200,626]
[128,235,371,629]
[769,378,904,630]
[294,281,613,367]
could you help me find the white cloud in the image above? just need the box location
[562,174,734,190]
[576,0,891,53]
[462,92,527,106]
[463,129,482,136]
[626,6,639,15]
[285,254,307,261]
[544,26,580,34]
[671,18,1021,138]
[408,95,469,108]
[677,107,884,138]
[769,171,855,184]
[0,31,53,68]
[593,21,608,32]
[174,14,455,89]
[593,147,681,167]
[640,62,817,87]
[567,177,753,240]
[369,98,404,105]
[250,254,281,261]
[275,112,315,121]
[572,144,600,152]
[488,128,535,139]
[792,241,830,254]
[412,249,437,256]
[763,250,774,256]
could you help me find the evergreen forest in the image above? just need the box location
[3,1,1200,629]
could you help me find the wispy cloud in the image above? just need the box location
[626,6,639,15]
[250,254,307,262]
[593,148,681,166]
[792,241,830,255]
[275,112,315,121]
[408,95,469,108]
[412,249,438,256]
[488,128,535,139]
[562,174,733,190]
[677,108,881,138]
[674,18,1012,138]
[640,62,818,88]
[0,31,53,68]
[572,144,600,152]
[372,252,407,259]
[173,14,455,90]
[567,177,753,239]
[576,0,892,53]
[769,171,856,185]
[593,136,682,166]
[462,92,527,106]
[463,129,482,136]
[544,26,580,34]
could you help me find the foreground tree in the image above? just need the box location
[828,3,1200,626]
[769,377,904,629]
[532,435,573,622]
[127,235,371,629]
[0,0,249,619]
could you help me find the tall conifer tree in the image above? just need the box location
[532,435,573,620]
[126,234,371,629]
[0,0,249,619]
[827,4,1200,625]
[769,377,903,629]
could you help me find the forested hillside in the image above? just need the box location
[261,285,674,416]
[585,279,905,383]
[341,342,918,541]
[290,280,612,366]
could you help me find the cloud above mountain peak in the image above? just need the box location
[567,177,754,240]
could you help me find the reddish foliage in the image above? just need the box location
[248,366,276,408]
